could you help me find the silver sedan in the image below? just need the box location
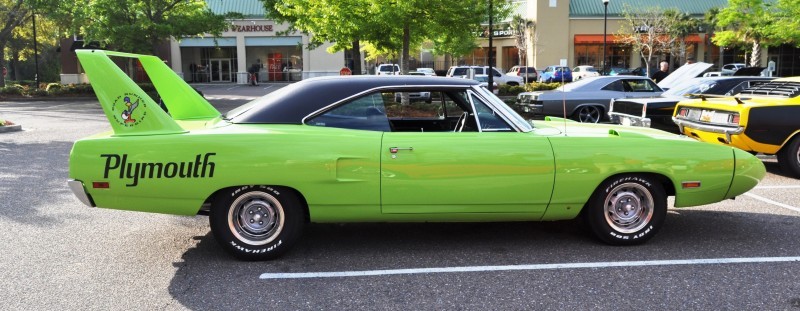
[515,76,664,123]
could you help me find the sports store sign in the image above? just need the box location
[476,23,514,38]
[230,22,274,32]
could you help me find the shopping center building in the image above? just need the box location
[59,0,800,84]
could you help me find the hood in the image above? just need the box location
[535,119,686,140]
[733,67,766,76]
[657,62,713,90]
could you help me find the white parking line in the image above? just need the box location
[754,185,800,189]
[744,193,800,213]
[259,256,800,279]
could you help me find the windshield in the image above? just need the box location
[663,79,717,96]
[379,65,399,72]
[474,86,533,132]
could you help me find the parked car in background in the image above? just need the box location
[629,67,647,76]
[507,66,538,83]
[516,63,709,123]
[473,74,499,94]
[572,65,600,80]
[375,64,400,75]
[609,75,774,133]
[69,50,766,260]
[721,63,746,75]
[446,66,523,85]
[673,77,800,177]
[415,68,436,76]
[538,66,573,83]
[517,76,663,122]
[606,67,632,76]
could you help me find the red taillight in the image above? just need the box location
[92,182,109,189]
[730,114,740,124]
[678,108,688,117]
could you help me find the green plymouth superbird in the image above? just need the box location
[68,50,765,260]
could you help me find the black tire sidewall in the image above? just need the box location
[778,137,800,178]
[584,175,667,245]
[210,185,304,260]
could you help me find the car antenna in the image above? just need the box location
[561,71,568,136]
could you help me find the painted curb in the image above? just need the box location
[0,124,22,133]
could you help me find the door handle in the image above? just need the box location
[389,147,414,153]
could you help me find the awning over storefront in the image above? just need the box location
[179,37,236,47]
[574,34,702,44]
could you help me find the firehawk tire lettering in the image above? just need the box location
[585,175,666,245]
[210,185,304,260]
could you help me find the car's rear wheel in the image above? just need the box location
[778,137,800,178]
[210,185,304,260]
[574,106,602,123]
[583,174,666,245]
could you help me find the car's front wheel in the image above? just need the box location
[210,185,304,260]
[583,175,667,245]
[778,136,800,178]
[574,106,602,123]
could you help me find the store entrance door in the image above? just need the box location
[209,59,232,82]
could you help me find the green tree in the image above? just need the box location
[263,0,512,75]
[263,0,371,75]
[5,9,62,83]
[712,0,777,67]
[44,0,230,55]
[769,0,800,45]
[0,0,31,87]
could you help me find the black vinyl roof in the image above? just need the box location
[228,75,479,124]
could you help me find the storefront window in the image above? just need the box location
[503,47,520,72]
[457,47,497,67]
[574,44,601,68]
[246,45,303,82]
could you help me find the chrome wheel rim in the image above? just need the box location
[228,191,284,245]
[604,182,654,234]
[577,106,601,123]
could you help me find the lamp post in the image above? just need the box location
[602,0,609,75]
[488,0,494,93]
[32,9,39,87]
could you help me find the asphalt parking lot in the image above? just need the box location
[1,87,799,309]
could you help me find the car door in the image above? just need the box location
[380,88,555,215]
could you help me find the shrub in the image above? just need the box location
[46,83,63,93]
[498,84,527,96]
[525,82,562,92]
[0,85,24,95]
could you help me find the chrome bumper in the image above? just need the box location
[67,179,95,207]
[608,113,651,128]
[672,118,745,143]
[516,103,543,114]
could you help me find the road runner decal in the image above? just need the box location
[101,153,216,187]
[111,93,147,127]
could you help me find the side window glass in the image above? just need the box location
[307,93,391,131]
[602,80,625,92]
[626,79,656,92]
[493,68,502,77]
[386,90,472,132]
[470,93,512,132]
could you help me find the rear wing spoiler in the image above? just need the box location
[76,50,220,136]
